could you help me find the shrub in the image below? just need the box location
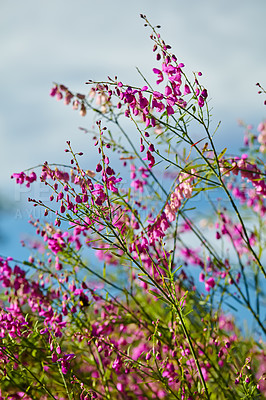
[2,15,265,399]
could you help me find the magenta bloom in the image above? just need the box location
[205,277,215,291]
[198,96,205,108]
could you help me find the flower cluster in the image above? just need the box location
[258,121,266,153]
[2,16,266,400]
[11,171,37,188]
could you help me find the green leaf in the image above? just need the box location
[183,308,193,317]
[23,261,34,267]
[193,185,221,192]
[172,264,183,276]
[224,302,238,312]
[111,251,123,258]
[138,277,152,286]
[218,148,227,160]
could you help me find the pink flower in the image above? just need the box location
[143,151,155,169]
[199,272,205,282]
[201,88,208,98]
[184,84,191,95]
[153,68,164,84]
[166,105,174,115]
[198,95,205,108]
[205,277,215,291]
[165,203,176,222]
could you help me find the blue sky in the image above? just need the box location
[0,1,266,223]
[1,0,266,194]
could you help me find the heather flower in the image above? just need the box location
[5,16,266,400]
[257,121,266,153]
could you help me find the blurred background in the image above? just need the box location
[1,0,266,269]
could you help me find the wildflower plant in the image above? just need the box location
[1,15,266,399]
